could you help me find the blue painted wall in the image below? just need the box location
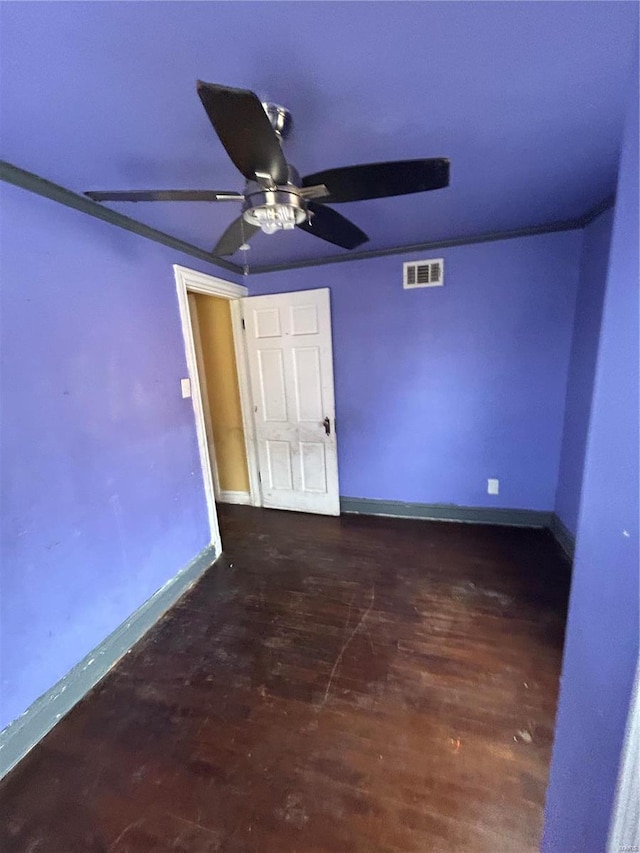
[249,231,581,511]
[0,183,224,730]
[555,209,614,536]
[0,193,583,736]
[543,58,639,851]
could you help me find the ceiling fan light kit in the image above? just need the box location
[243,194,307,234]
[85,81,450,259]
[242,163,309,235]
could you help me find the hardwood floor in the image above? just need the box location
[1,506,570,852]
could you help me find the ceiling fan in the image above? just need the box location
[86,82,450,257]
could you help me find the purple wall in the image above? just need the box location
[249,231,581,510]
[555,209,614,536]
[543,60,639,851]
[0,183,225,730]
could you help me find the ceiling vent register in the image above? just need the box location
[403,258,444,289]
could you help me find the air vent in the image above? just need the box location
[403,258,444,289]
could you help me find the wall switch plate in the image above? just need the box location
[181,378,191,399]
[487,478,499,495]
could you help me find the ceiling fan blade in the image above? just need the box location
[213,216,259,256]
[197,81,289,185]
[301,158,449,203]
[85,190,244,202]
[297,202,368,250]
[298,184,329,201]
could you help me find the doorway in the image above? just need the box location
[173,265,260,554]
[189,291,252,506]
[174,265,341,548]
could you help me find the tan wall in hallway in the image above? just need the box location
[191,294,249,493]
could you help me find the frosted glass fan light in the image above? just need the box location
[243,203,306,234]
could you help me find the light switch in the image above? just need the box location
[181,378,191,399]
[487,478,499,495]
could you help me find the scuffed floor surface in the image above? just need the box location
[1,506,571,852]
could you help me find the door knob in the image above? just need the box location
[323,416,331,436]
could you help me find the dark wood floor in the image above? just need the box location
[1,506,571,852]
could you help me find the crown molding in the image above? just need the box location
[249,195,616,275]
[0,161,243,276]
[2,161,614,278]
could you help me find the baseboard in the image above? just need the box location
[219,490,251,505]
[0,543,219,781]
[549,513,576,560]
[340,497,553,528]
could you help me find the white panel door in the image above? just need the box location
[242,288,339,515]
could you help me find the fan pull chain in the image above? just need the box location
[239,216,250,275]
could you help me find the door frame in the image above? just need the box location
[173,265,262,542]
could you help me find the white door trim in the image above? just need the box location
[173,265,262,549]
[608,663,640,852]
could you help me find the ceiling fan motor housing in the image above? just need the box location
[242,163,309,234]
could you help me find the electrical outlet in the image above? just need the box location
[487,478,499,495]
[180,378,191,399]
